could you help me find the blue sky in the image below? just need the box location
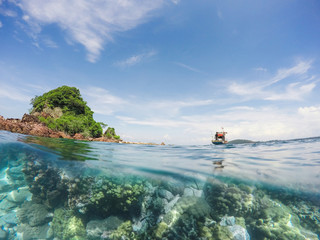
[0,0,320,144]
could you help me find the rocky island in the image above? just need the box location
[0,85,165,145]
[0,86,122,143]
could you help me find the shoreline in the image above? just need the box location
[0,114,165,146]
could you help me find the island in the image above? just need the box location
[0,86,164,145]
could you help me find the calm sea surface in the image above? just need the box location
[0,130,319,240]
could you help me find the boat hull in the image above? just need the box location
[212,140,228,145]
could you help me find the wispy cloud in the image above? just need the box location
[254,67,267,72]
[115,50,157,67]
[217,9,223,20]
[0,84,31,102]
[265,81,317,101]
[0,6,18,17]
[298,105,320,120]
[268,60,312,86]
[174,62,204,74]
[83,85,214,118]
[0,20,2,28]
[228,60,317,101]
[81,87,128,115]
[42,36,58,49]
[12,0,169,62]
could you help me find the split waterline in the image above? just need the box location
[0,130,319,239]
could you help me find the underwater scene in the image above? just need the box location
[0,130,319,240]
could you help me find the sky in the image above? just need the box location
[0,0,320,145]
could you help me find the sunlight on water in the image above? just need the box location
[0,130,319,240]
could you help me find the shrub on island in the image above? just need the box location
[30,85,103,138]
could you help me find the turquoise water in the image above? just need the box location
[0,130,319,239]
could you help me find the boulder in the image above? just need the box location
[21,114,40,123]
[158,189,174,201]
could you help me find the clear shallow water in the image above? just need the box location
[19,132,320,194]
[0,130,319,240]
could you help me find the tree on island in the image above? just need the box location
[104,127,120,140]
[30,86,119,139]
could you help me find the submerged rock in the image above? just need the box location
[0,212,17,226]
[86,216,123,240]
[16,223,53,240]
[0,229,7,240]
[164,195,180,214]
[0,199,17,211]
[220,216,236,227]
[6,187,32,203]
[218,216,250,240]
[158,188,174,201]
[17,202,52,227]
[183,187,204,198]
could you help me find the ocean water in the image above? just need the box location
[0,130,319,240]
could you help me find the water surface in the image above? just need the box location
[0,130,319,240]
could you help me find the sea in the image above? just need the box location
[0,130,319,240]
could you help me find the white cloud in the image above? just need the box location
[174,62,204,74]
[83,86,214,119]
[298,106,320,119]
[0,7,18,17]
[42,36,58,48]
[117,105,320,144]
[115,50,157,67]
[0,84,31,102]
[0,20,2,28]
[81,87,128,115]
[152,99,213,110]
[265,82,316,101]
[228,60,317,101]
[131,98,214,118]
[268,60,312,86]
[254,67,267,72]
[14,0,167,62]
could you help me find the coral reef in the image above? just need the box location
[22,159,68,209]
[86,216,123,240]
[108,221,138,240]
[51,208,86,240]
[66,175,147,218]
[1,142,319,240]
[204,179,254,220]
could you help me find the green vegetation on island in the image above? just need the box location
[30,85,119,139]
[104,127,120,140]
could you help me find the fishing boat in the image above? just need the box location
[212,128,228,145]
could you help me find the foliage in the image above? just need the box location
[30,86,102,137]
[31,86,87,114]
[104,127,120,140]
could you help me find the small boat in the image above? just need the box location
[212,128,228,145]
